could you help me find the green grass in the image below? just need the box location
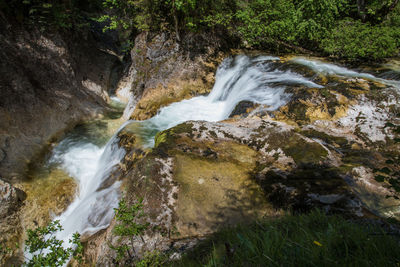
[172,210,400,266]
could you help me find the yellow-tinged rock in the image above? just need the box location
[17,168,77,230]
[173,143,273,237]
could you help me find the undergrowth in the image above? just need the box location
[172,210,400,266]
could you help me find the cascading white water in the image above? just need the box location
[291,57,400,88]
[42,55,323,252]
[134,55,323,147]
[48,121,130,246]
[41,54,400,256]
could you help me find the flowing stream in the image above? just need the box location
[28,55,400,253]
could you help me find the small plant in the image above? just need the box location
[110,197,150,263]
[136,251,168,267]
[24,220,83,267]
[0,242,13,264]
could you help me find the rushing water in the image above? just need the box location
[30,55,400,255]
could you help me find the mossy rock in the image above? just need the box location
[301,129,350,149]
[265,131,328,166]
[122,122,277,240]
[256,167,358,214]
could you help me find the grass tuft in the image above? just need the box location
[172,210,400,266]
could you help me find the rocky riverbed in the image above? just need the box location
[79,35,400,264]
[1,29,400,266]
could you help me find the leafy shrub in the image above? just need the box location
[322,19,398,60]
[235,0,298,47]
[294,0,349,45]
[110,197,150,263]
[24,220,83,267]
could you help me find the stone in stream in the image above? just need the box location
[229,100,259,118]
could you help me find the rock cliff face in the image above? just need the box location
[0,21,122,181]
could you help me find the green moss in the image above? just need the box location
[287,101,309,122]
[380,167,392,175]
[153,122,194,150]
[301,129,349,148]
[171,143,269,236]
[209,131,217,138]
[281,135,328,166]
[375,175,386,182]
[154,131,168,148]
[342,150,375,167]
[172,123,194,137]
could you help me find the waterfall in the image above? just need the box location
[42,54,399,254]
[43,55,324,251]
[47,121,130,245]
[133,55,322,147]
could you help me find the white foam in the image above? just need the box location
[110,96,123,103]
[45,121,131,252]
[292,57,400,88]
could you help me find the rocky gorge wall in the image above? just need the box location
[0,19,124,265]
[0,19,122,182]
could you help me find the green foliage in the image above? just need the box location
[234,0,349,48]
[294,0,348,44]
[96,0,170,32]
[114,198,149,238]
[174,210,400,266]
[0,0,101,29]
[23,220,83,267]
[94,0,399,60]
[110,197,150,263]
[321,19,398,60]
[235,0,298,46]
[3,0,400,60]
[136,251,168,267]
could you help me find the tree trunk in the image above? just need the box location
[364,0,399,25]
[357,0,366,22]
[375,0,399,20]
[172,0,181,42]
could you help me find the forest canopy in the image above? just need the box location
[1,0,400,60]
